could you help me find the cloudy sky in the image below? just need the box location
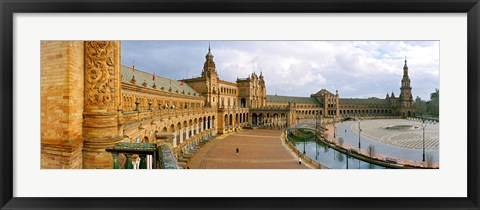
[121,41,439,100]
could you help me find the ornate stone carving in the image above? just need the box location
[85,41,116,106]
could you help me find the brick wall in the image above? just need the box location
[41,41,84,169]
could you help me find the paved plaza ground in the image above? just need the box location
[187,129,310,169]
[333,119,439,167]
[347,119,439,150]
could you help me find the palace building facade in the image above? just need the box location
[41,41,415,169]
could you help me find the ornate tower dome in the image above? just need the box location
[201,43,217,78]
[205,45,214,59]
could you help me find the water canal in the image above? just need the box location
[288,131,386,169]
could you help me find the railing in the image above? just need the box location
[407,117,439,123]
[106,142,158,169]
[121,107,216,126]
[250,107,290,112]
[175,130,217,168]
[106,142,180,169]
[217,107,249,112]
[179,133,215,158]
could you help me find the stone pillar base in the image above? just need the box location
[41,142,83,169]
[82,136,124,169]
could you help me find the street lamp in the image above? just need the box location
[333,118,336,138]
[346,150,349,169]
[358,119,362,150]
[303,136,306,154]
[422,121,426,162]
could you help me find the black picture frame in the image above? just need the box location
[1,0,479,209]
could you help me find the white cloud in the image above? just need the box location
[121,41,439,100]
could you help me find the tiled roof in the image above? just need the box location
[266,95,319,104]
[313,89,334,96]
[121,65,202,98]
[339,98,390,105]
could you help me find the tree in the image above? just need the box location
[431,88,439,100]
[426,89,439,117]
[337,152,344,162]
[414,96,427,115]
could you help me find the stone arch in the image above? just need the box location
[182,120,188,141]
[252,113,258,126]
[176,122,182,144]
[142,136,149,143]
[203,116,207,130]
[224,114,228,127]
[168,124,175,132]
[207,116,211,129]
[187,119,193,136]
[241,98,246,108]
[176,122,182,131]
[212,115,216,128]
[193,118,198,135]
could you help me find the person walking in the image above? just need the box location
[298,156,302,164]
[236,147,239,156]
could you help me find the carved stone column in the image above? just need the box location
[82,41,123,169]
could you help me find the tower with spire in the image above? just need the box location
[199,43,220,107]
[400,57,413,107]
[259,70,266,107]
[395,57,415,117]
[201,43,218,78]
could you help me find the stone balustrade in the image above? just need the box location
[120,107,216,126]
[106,142,158,169]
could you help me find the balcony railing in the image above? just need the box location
[121,107,216,126]
[217,107,249,112]
[106,142,157,169]
[106,142,178,169]
[250,107,290,112]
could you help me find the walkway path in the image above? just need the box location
[187,129,309,169]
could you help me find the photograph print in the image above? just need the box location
[41,40,439,169]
